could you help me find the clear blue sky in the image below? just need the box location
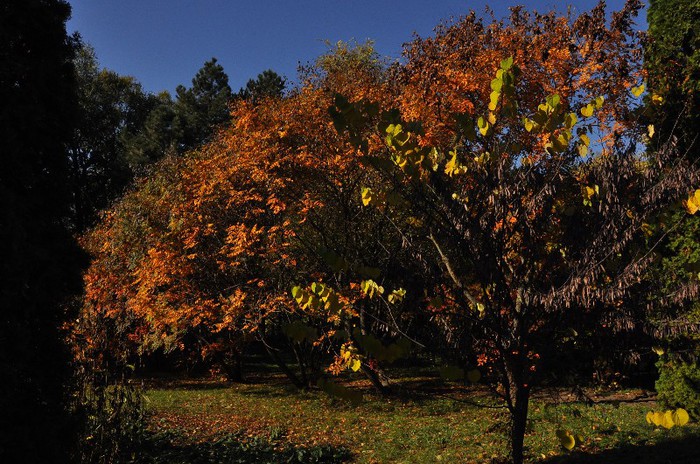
[67,1,645,95]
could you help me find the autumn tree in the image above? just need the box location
[75,3,699,463]
[326,2,698,463]
[73,42,421,392]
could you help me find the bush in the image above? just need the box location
[656,357,700,419]
[73,378,148,463]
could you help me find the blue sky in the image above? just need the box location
[67,1,645,95]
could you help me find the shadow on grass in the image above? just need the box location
[237,386,301,398]
[132,431,353,464]
[543,433,700,464]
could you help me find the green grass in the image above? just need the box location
[141,377,700,463]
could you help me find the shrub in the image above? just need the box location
[656,357,700,419]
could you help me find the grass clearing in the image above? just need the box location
[138,374,700,463]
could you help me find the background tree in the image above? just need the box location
[69,42,158,231]
[646,0,699,149]
[173,57,233,151]
[645,0,700,413]
[0,0,84,461]
[124,58,238,166]
[238,69,286,104]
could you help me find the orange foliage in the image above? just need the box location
[72,2,649,387]
[396,2,643,147]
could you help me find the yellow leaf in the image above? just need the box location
[361,187,373,206]
[652,94,664,104]
[581,104,594,118]
[631,83,645,98]
[577,144,588,158]
[648,124,655,139]
[488,111,497,125]
[646,411,654,424]
[350,358,362,372]
[652,346,665,356]
[672,408,690,427]
[388,288,406,304]
[662,410,675,429]
[556,430,576,450]
[686,189,700,215]
[652,411,664,427]
[580,133,590,147]
[523,118,535,132]
[478,116,490,136]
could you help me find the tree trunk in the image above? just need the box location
[257,321,307,389]
[220,350,243,382]
[344,319,391,395]
[510,384,530,464]
[261,341,307,389]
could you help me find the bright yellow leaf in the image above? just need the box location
[631,83,645,97]
[685,189,700,214]
[662,410,675,429]
[672,408,690,426]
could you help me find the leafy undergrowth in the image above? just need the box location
[141,375,700,463]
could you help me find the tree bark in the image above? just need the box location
[509,383,530,464]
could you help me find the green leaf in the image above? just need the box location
[490,78,503,92]
[356,265,381,279]
[581,104,594,118]
[500,57,514,70]
[546,94,561,109]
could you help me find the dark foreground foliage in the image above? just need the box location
[122,430,352,464]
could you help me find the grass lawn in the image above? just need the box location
[136,371,700,463]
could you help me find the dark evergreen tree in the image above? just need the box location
[173,57,233,151]
[646,0,700,149]
[0,0,85,461]
[645,0,700,409]
[123,91,179,167]
[239,69,286,104]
